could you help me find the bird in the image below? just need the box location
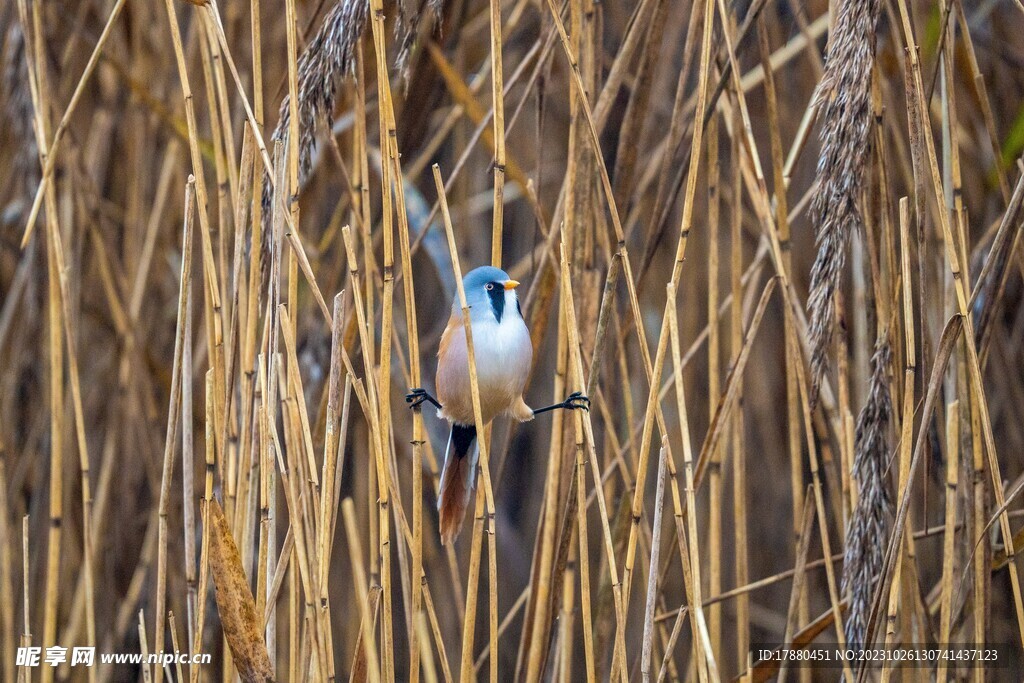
[407,266,590,545]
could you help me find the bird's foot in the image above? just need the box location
[563,391,591,411]
[533,391,591,416]
[406,388,443,411]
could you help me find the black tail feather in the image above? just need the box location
[437,423,478,545]
[450,423,476,459]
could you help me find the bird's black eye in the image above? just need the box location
[485,283,494,291]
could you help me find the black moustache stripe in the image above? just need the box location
[487,284,505,322]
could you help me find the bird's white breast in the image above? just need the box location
[435,290,533,424]
[470,305,532,399]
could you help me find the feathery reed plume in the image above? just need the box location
[258,0,445,263]
[258,0,368,291]
[267,0,368,189]
[806,0,882,401]
[841,336,894,647]
[394,0,447,80]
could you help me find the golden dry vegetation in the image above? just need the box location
[2,0,1024,680]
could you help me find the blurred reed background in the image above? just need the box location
[1,0,1024,680]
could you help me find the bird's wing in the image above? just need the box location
[436,311,461,362]
[436,313,473,424]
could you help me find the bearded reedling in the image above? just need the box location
[407,266,589,545]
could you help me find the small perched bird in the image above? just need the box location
[407,266,589,545]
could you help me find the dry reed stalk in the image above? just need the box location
[337,224,391,647]
[776,493,815,683]
[693,277,774,489]
[431,164,502,682]
[638,0,705,274]
[950,1,1010,203]
[571,407,596,683]
[487,0,506,268]
[756,11,813,555]
[5,0,1024,679]
[367,2,437,673]
[264,142,290,675]
[474,588,530,673]
[153,176,195,683]
[343,498,382,683]
[640,441,668,683]
[194,31,229,512]
[2,23,36,196]
[611,0,668,210]
[519,245,567,682]
[555,245,628,683]
[18,0,129,248]
[937,399,959,682]
[19,516,29,683]
[161,0,222,313]
[317,293,347,671]
[268,340,327,681]
[16,3,99,676]
[138,611,151,683]
[365,6,399,679]
[618,0,716,626]
[705,107,723,663]
[504,265,570,603]
[666,285,716,682]
[0,460,13,681]
[880,197,917,671]
[13,5,62,680]
[555,245,596,682]
[805,0,881,401]
[894,0,1024,649]
[727,111,750,672]
[182,179,198,660]
[774,280,854,681]
[169,612,186,683]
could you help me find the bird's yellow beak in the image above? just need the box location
[503,279,520,290]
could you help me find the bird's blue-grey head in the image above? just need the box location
[458,266,522,323]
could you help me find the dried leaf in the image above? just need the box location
[209,499,274,682]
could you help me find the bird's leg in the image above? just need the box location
[532,391,591,416]
[406,388,443,411]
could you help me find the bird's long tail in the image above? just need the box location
[437,423,478,545]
